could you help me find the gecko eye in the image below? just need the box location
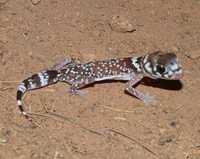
[156,65,165,74]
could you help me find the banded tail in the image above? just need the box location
[16,70,60,117]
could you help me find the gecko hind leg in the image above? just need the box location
[68,86,87,96]
[50,58,76,70]
[69,78,95,96]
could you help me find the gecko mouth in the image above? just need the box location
[171,69,183,80]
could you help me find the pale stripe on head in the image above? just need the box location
[131,57,142,72]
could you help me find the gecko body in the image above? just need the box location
[16,51,183,118]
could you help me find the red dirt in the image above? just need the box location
[0,0,200,158]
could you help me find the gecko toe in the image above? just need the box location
[68,88,87,96]
[143,93,156,105]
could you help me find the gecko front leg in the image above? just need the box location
[125,76,155,105]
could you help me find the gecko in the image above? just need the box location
[16,51,183,118]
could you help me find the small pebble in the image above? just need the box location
[31,0,41,5]
[158,134,175,146]
[109,15,136,33]
[170,121,177,127]
[0,138,7,144]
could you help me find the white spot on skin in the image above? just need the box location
[38,72,49,86]
[85,78,89,84]
[80,78,84,82]
[144,62,152,73]
[17,100,22,105]
[18,83,26,93]
[171,64,178,71]
[22,111,27,115]
[155,72,160,76]
[168,70,173,76]
[131,57,141,72]
[143,55,148,64]
[29,80,36,89]
[64,69,70,74]
[127,69,132,73]
[164,74,169,78]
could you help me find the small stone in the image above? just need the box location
[0,137,7,144]
[158,134,176,146]
[185,49,200,59]
[31,0,41,5]
[170,121,177,127]
[109,15,136,33]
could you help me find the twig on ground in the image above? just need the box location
[104,128,160,159]
[0,80,20,83]
[97,104,137,113]
[27,111,104,136]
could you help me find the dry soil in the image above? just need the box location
[0,0,200,159]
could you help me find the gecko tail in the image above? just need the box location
[16,70,60,117]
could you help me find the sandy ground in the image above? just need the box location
[0,0,200,158]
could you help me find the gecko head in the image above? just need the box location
[141,51,183,80]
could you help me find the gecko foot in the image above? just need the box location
[51,58,73,70]
[68,88,87,96]
[142,93,156,105]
